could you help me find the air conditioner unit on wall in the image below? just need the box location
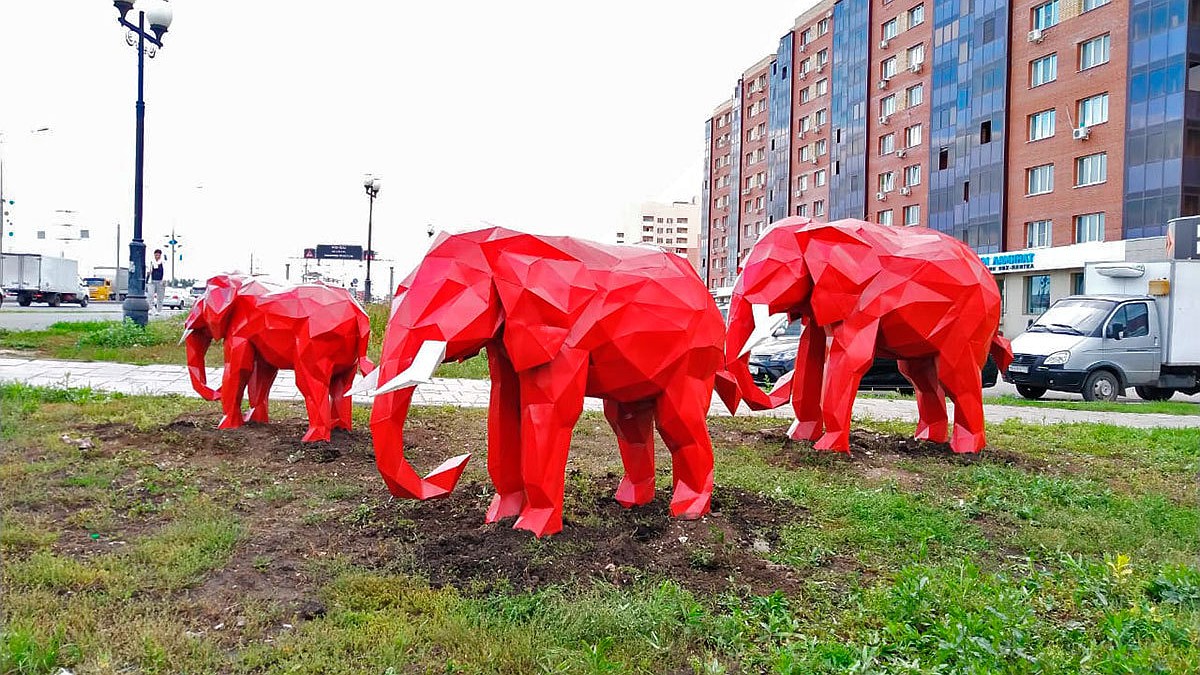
[880,39,890,49]
[896,149,907,158]
[1072,126,1091,140]
[879,115,891,125]
[876,192,887,201]
[900,186,912,196]
[909,61,923,73]
[879,79,890,90]
[1028,28,1044,43]
[799,43,808,52]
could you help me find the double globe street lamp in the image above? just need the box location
[109,0,173,326]
[362,174,381,303]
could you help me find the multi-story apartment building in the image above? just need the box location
[700,0,1190,335]
[615,200,702,269]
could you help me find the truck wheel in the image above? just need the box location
[1134,385,1175,401]
[1083,370,1121,402]
[18,294,31,307]
[79,295,89,308]
[48,294,61,308]
[1016,385,1047,400]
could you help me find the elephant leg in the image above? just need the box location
[295,359,334,443]
[603,398,657,508]
[789,320,827,442]
[329,367,355,431]
[938,348,987,453]
[816,318,880,452]
[244,358,278,424]
[897,356,948,443]
[513,350,589,537]
[218,339,255,430]
[485,345,527,523]
[654,375,715,520]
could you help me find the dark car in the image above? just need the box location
[747,320,999,391]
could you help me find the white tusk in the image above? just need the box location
[178,328,193,346]
[371,340,448,397]
[739,304,783,358]
[347,368,380,397]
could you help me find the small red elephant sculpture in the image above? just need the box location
[720,217,1013,454]
[360,227,726,537]
[184,274,374,442]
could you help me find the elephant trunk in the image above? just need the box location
[723,291,792,411]
[185,329,220,401]
[368,335,469,500]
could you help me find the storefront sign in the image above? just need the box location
[979,252,1035,272]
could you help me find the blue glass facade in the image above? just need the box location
[1121,0,1194,239]
[727,81,744,274]
[700,118,713,284]
[768,38,794,224]
[926,0,1007,253]
[829,0,869,220]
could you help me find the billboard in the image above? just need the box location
[315,244,363,260]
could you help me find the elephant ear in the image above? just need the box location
[799,221,884,326]
[202,274,243,337]
[490,247,598,372]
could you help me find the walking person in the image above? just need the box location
[148,249,166,314]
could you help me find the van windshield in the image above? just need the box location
[1029,298,1114,335]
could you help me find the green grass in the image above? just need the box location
[0,315,195,366]
[983,393,1198,416]
[2,386,1199,673]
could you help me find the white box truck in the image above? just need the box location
[1004,259,1199,401]
[1,253,88,307]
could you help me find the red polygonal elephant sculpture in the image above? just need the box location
[184,274,374,442]
[361,227,726,537]
[720,217,1013,454]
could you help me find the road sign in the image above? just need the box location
[315,244,364,260]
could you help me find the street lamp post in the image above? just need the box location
[110,0,173,326]
[362,174,381,303]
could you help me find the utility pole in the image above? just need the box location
[164,226,181,283]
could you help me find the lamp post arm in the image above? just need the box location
[117,16,164,47]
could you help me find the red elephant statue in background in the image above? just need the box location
[183,274,374,442]
[720,217,1012,454]
[359,227,726,537]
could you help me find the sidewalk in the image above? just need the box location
[1,356,1196,429]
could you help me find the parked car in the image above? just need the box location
[748,320,999,391]
[163,287,193,310]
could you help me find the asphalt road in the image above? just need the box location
[0,302,185,331]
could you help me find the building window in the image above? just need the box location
[879,172,896,193]
[1079,34,1110,70]
[1076,152,1107,186]
[800,87,812,104]
[1031,54,1057,87]
[904,204,921,226]
[1032,0,1060,29]
[1075,212,1105,242]
[878,209,894,226]
[1027,164,1054,195]
[881,94,897,116]
[882,18,899,40]
[818,49,830,67]
[815,108,828,125]
[1025,275,1051,314]
[904,164,921,186]
[907,43,925,65]
[1083,0,1109,11]
[797,204,809,216]
[1029,109,1056,141]
[882,56,898,79]
[802,27,814,44]
[880,133,896,154]
[980,120,992,144]
[37,230,46,240]
[905,124,922,147]
[818,17,830,35]
[906,83,924,107]
[908,4,925,27]
[1078,93,1109,126]
[938,147,949,170]
[814,169,827,186]
[677,218,688,224]
[1026,219,1052,248]
[642,215,654,222]
[814,200,826,216]
[799,145,812,161]
[1071,272,1085,295]
[815,79,828,96]
[797,174,809,191]
[815,138,828,156]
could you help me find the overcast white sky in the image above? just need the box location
[1,0,814,283]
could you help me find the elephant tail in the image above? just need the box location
[989,332,1014,372]
[358,355,376,375]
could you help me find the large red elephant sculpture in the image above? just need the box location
[360,227,726,537]
[720,217,1012,454]
[184,274,374,442]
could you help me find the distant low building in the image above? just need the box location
[616,200,701,271]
